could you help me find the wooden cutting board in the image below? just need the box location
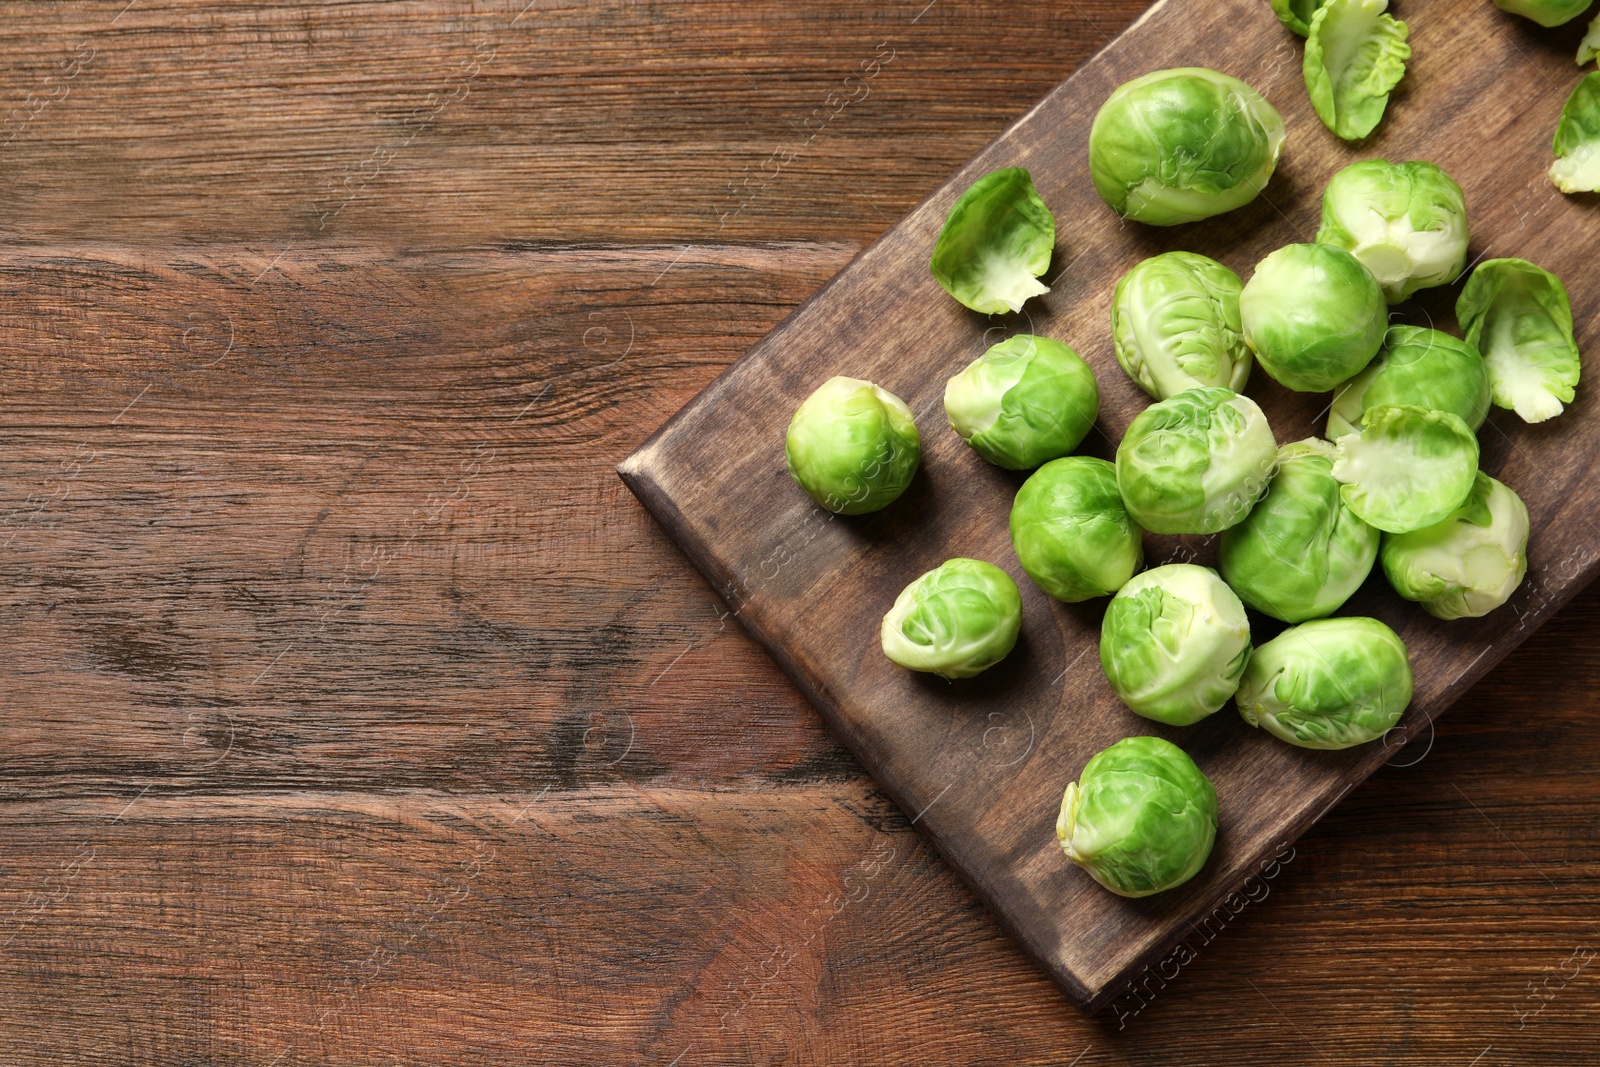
[617,0,1599,1012]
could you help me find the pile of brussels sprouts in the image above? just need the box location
[782,15,1588,901]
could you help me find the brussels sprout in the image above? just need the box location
[1088,68,1287,226]
[944,335,1099,470]
[1582,16,1599,64]
[1111,252,1252,400]
[1457,258,1581,424]
[1327,326,1491,440]
[1100,563,1252,726]
[1551,73,1600,194]
[785,376,921,514]
[1305,0,1411,141]
[1494,0,1594,26]
[1056,736,1217,898]
[1315,160,1470,303]
[1272,0,1332,36]
[880,559,1022,679]
[1240,243,1387,393]
[1010,457,1144,602]
[1381,472,1530,620]
[1218,438,1379,623]
[1236,617,1413,750]
[1331,405,1479,533]
[930,168,1055,314]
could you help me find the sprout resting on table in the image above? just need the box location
[1111,251,1252,400]
[1240,243,1387,393]
[1100,563,1253,726]
[880,559,1022,679]
[1056,736,1218,898]
[944,335,1099,470]
[1316,159,1469,303]
[1236,617,1414,750]
[1381,472,1530,620]
[1327,326,1490,441]
[785,376,921,515]
[1010,457,1144,602]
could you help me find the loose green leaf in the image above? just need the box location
[1331,405,1479,534]
[1304,0,1411,141]
[930,168,1055,314]
[944,335,1099,470]
[1581,15,1600,64]
[1551,73,1600,194]
[880,559,1022,679]
[1057,736,1218,898]
[1494,0,1594,27]
[1111,252,1252,400]
[1457,258,1581,423]
[1088,68,1287,226]
[1271,0,1332,36]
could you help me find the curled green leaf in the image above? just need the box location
[1582,15,1599,65]
[1331,405,1479,534]
[1494,0,1594,27]
[1271,0,1332,36]
[1304,0,1411,141]
[1457,258,1581,424]
[1551,73,1600,194]
[931,168,1055,314]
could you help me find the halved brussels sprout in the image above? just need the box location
[1100,563,1252,726]
[930,168,1055,314]
[1088,68,1287,226]
[1551,73,1600,194]
[1327,326,1491,440]
[1111,252,1252,400]
[785,376,921,514]
[1218,438,1379,623]
[1272,0,1332,36]
[1494,0,1594,26]
[1331,405,1479,533]
[1010,457,1144,602]
[880,559,1022,679]
[1582,16,1599,64]
[1457,258,1581,424]
[1056,736,1218,898]
[1236,617,1413,750]
[1116,387,1277,535]
[1381,472,1530,619]
[944,335,1099,470]
[1315,160,1470,303]
[1305,0,1411,141]
[1240,243,1387,392]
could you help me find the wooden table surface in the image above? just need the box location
[0,2,1595,1064]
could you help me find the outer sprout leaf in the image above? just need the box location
[1330,405,1479,533]
[1494,0,1595,27]
[1457,258,1581,424]
[931,168,1055,314]
[1271,0,1332,36]
[1551,73,1600,194]
[1582,15,1600,64]
[1304,0,1411,141]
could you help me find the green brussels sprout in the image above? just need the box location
[1101,563,1252,726]
[1551,73,1600,194]
[1381,472,1530,619]
[1240,243,1387,392]
[1217,438,1379,623]
[930,168,1055,314]
[1581,15,1599,64]
[1115,387,1277,535]
[1236,617,1413,750]
[1111,252,1252,400]
[944,335,1099,470]
[1326,326,1491,441]
[1056,736,1218,898]
[1271,0,1332,36]
[1331,405,1479,534]
[1457,258,1581,424]
[785,376,921,515]
[1305,0,1411,141]
[880,559,1022,679]
[1494,0,1594,27]
[1010,457,1144,602]
[1315,160,1470,303]
[1088,68,1287,226]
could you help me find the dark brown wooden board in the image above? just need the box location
[619,0,1600,1011]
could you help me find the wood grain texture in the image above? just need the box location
[0,0,1596,1062]
[620,0,1600,1014]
